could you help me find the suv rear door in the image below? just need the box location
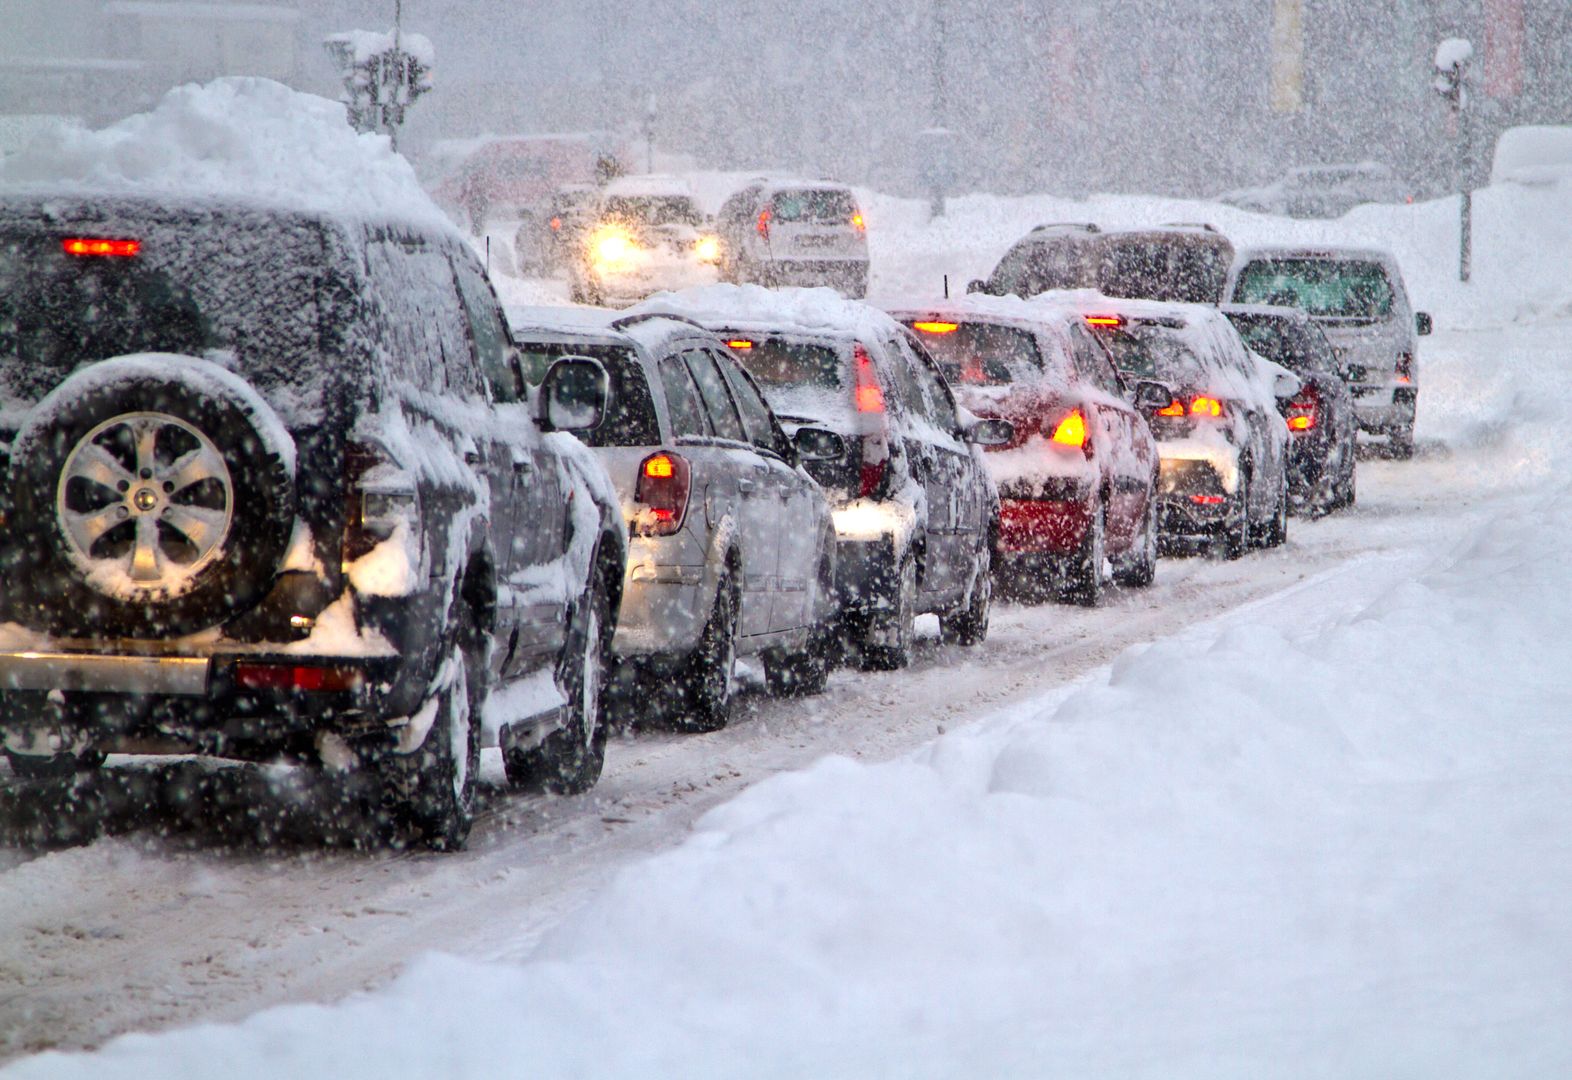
[764,188,863,263]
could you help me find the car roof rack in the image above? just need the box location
[1030,221,1100,233]
[1158,221,1221,232]
[609,311,710,333]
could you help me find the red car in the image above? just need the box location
[889,297,1167,605]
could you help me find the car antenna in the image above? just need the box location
[943,274,949,299]
[485,235,491,273]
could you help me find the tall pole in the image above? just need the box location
[390,0,402,151]
[1459,108,1472,282]
[929,0,947,219]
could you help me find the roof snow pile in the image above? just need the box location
[629,282,901,339]
[0,77,449,230]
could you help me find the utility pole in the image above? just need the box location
[925,0,950,219]
[1433,37,1473,283]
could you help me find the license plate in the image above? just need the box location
[797,235,836,248]
[1350,385,1383,398]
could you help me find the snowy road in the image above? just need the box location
[0,315,1520,1062]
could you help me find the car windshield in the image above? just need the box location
[727,338,843,390]
[0,210,328,413]
[601,195,702,228]
[768,189,856,224]
[904,322,1042,386]
[1098,238,1231,304]
[1233,258,1395,318]
[1229,317,1338,375]
[514,341,659,447]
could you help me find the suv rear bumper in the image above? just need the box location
[0,648,410,757]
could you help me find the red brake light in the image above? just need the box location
[756,208,771,239]
[1050,410,1087,448]
[63,237,140,257]
[727,339,755,350]
[1189,396,1224,418]
[1285,385,1319,431]
[1395,353,1414,383]
[1189,494,1226,505]
[1156,398,1186,417]
[853,344,885,414]
[549,216,562,231]
[912,321,960,335]
[234,662,364,694]
[635,451,691,536]
[1084,314,1123,327]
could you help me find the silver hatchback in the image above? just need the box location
[506,308,843,731]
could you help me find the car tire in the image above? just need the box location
[381,600,484,851]
[7,358,295,638]
[860,552,917,671]
[1112,490,1158,588]
[1389,424,1416,460]
[1223,471,1251,560]
[1339,456,1357,507]
[1060,502,1106,607]
[940,542,991,646]
[503,570,611,794]
[1261,472,1289,548]
[671,572,739,733]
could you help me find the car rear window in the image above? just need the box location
[902,321,1042,387]
[1232,259,1395,318]
[0,212,327,414]
[1228,316,1338,375]
[1110,326,1207,386]
[768,189,857,224]
[515,341,660,447]
[727,338,843,390]
[1098,239,1231,304]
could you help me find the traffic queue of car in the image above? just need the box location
[0,177,1428,854]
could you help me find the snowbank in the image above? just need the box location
[0,77,450,231]
[14,318,1572,1076]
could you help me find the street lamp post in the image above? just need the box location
[1433,37,1474,283]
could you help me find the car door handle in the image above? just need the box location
[512,456,533,475]
[464,450,481,466]
[738,479,756,494]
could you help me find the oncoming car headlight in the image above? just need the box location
[590,224,637,269]
[694,234,722,263]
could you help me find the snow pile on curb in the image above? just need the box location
[0,77,449,230]
[13,331,1572,1076]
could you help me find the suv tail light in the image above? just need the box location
[63,237,140,257]
[1189,396,1225,418]
[1050,409,1088,449]
[1285,384,1320,432]
[853,344,885,414]
[635,451,691,536]
[851,212,866,231]
[1395,353,1414,383]
[756,208,771,240]
[343,441,418,563]
[235,662,365,694]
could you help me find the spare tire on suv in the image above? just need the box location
[7,354,296,638]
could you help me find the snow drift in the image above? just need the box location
[0,77,449,230]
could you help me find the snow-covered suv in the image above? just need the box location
[0,194,627,850]
[715,180,870,298]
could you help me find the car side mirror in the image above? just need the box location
[1415,311,1433,336]
[1272,369,1303,399]
[965,279,988,295]
[964,417,1014,447]
[792,425,846,462]
[539,355,609,432]
[1131,380,1173,410]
